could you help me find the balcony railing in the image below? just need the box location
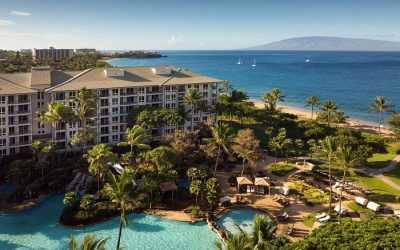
[9,120,30,125]
[9,130,31,136]
[8,110,31,115]
[8,99,30,104]
[121,91,137,96]
[9,140,31,146]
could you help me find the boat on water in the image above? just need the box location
[251,59,256,67]
[305,58,311,63]
[237,57,242,64]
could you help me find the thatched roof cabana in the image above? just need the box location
[254,177,270,186]
[236,177,253,186]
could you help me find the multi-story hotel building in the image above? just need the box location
[0,66,221,157]
[32,47,75,62]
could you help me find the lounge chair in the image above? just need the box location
[315,212,327,219]
[246,185,251,193]
[319,215,331,222]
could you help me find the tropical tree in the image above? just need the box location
[71,126,97,154]
[263,88,285,112]
[335,144,358,223]
[319,136,336,214]
[205,177,220,210]
[369,96,396,133]
[63,192,75,207]
[84,144,117,196]
[319,100,338,127]
[211,123,235,176]
[221,80,233,96]
[103,168,141,250]
[386,115,400,142]
[68,234,108,250]
[189,180,202,205]
[118,125,150,165]
[200,140,218,166]
[269,128,287,163]
[80,194,94,211]
[232,129,261,176]
[305,95,320,119]
[214,233,253,250]
[31,140,42,161]
[281,138,293,165]
[68,87,97,127]
[183,88,202,130]
[294,139,304,157]
[34,159,49,177]
[164,129,197,169]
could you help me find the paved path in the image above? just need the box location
[358,155,400,192]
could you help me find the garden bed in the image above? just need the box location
[269,163,297,177]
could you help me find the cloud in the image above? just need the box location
[9,11,31,16]
[0,20,14,26]
[166,35,183,45]
[71,28,85,33]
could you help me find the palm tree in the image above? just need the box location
[84,144,117,196]
[369,96,395,133]
[189,179,202,205]
[221,80,233,96]
[69,87,97,127]
[320,100,338,127]
[68,234,108,250]
[211,123,235,176]
[214,233,253,250]
[262,88,285,112]
[305,95,320,119]
[183,89,202,131]
[104,168,141,250]
[335,144,358,223]
[37,102,67,148]
[118,125,150,165]
[319,136,335,215]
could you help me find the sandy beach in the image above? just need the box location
[252,100,393,136]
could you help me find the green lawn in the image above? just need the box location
[354,172,400,202]
[383,162,400,187]
[366,153,397,169]
[269,162,297,176]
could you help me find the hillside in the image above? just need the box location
[244,36,400,51]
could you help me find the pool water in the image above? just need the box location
[0,195,220,250]
[216,209,266,235]
[0,183,15,193]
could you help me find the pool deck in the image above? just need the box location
[145,209,194,222]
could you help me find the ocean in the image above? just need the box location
[109,50,400,125]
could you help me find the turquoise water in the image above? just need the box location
[0,195,219,250]
[109,51,400,125]
[216,209,263,235]
[0,183,15,193]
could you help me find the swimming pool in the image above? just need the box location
[0,183,15,193]
[216,209,267,235]
[0,195,220,250]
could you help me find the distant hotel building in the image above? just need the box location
[0,66,221,157]
[74,48,96,54]
[32,47,75,62]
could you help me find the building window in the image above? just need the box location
[165,86,171,92]
[0,117,5,125]
[112,135,119,142]
[0,96,6,104]
[203,92,208,98]
[194,84,200,90]
[100,136,109,143]
[165,103,170,108]
[203,84,209,90]
[112,89,119,96]
[69,91,76,97]
[112,98,118,105]
[171,94,176,101]
[112,126,118,133]
[165,95,170,101]
[138,87,145,94]
[0,139,6,147]
[0,128,5,136]
[112,107,119,114]
[112,117,118,124]
[100,99,109,107]
[55,92,65,101]
[0,107,5,115]
[138,96,145,103]
[0,149,7,157]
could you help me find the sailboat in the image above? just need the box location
[251,59,256,67]
[305,57,311,63]
[237,57,242,65]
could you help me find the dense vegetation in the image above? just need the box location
[99,50,162,59]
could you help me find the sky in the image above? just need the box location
[0,0,400,50]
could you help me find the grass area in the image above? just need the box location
[290,181,329,203]
[383,162,400,187]
[269,162,297,176]
[302,212,352,228]
[347,201,376,220]
[353,172,400,202]
[366,153,397,169]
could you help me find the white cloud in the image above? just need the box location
[71,28,85,33]
[0,20,14,26]
[166,35,183,45]
[9,11,31,16]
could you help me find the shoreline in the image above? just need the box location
[251,100,393,136]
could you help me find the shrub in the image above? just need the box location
[270,163,296,177]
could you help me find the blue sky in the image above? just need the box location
[0,0,400,50]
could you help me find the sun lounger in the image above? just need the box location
[315,212,327,219]
[366,201,380,212]
[319,215,331,222]
[394,210,400,218]
[246,186,251,193]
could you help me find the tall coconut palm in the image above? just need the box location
[68,87,97,127]
[37,102,67,148]
[68,234,108,250]
[320,100,338,127]
[211,123,235,176]
[84,144,117,196]
[262,88,285,112]
[104,168,141,250]
[335,144,358,223]
[319,136,336,215]
[118,125,150,166]
[214,233,253,250]
[221,80,233,96]
[183,89,202,131]
[305,95,320,119]
[369,96,395,134]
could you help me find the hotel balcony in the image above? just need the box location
[8,110,31,115]
[8,120,30,125]
[8,99,31,105]
[9,130,31,136]
[9,140,32,147]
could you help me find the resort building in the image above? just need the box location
[0,66,221,157]
[32,47,75,62]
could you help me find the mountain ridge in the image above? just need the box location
[243,36,400,51]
